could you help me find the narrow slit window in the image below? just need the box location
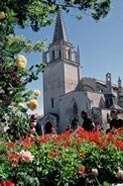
[68,49,71,60]
[52,51,55,60]
[51,97,54,108]
[59,50,61,59]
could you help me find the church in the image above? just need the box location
[41,9,123,133]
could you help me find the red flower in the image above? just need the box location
[64,140,72,148]
[99,142,108,149]
[21,135,34,148]
[74,137,83,144]
[115,128,123,135]
[37,134,50,144]
[114,139,123,149]
[106,133,114,143]
[87,131,101,144]
[8,142,15,149]
[78,150,85,158]
[52,135,62,143]
[8,154,20,166]
[60,131,71,140]
[79,166,86,175]
[0,180,15,186]
[49,149,60,158]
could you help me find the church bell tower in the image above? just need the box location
[43,9,81,115]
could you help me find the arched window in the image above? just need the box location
[106,73,111,84]
[45,122,52,134]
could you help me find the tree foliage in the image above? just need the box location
[0,0,112,31]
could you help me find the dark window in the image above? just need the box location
[52,51,55,60]
[109,98,113,106]
[45,122,52,134]
[68,49,71,60]
[105,98,113,108]
[59,50,61,58]
[105,99,109,108]
[51,98,54,108]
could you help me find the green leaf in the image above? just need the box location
[102,181,110,186]
[9,42,22,53]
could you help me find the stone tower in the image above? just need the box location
[118,77,123,108]
[42,9,81,115]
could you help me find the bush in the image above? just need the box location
[1,128,123,185]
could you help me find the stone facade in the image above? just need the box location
[41,10,123,133]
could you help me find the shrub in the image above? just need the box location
[1,128,123,185]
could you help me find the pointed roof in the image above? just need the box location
[118,76,122,83]
[53,9,68,43]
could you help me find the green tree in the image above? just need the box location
[1,0,111,31]
[0,8,46,139]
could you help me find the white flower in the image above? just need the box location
[0,12,6,19]
[20,150,34,162]
[91,168,98,176]
[117,170,123,179]
[16,55,27,68]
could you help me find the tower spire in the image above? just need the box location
[118,76,122,88]
[53,9,68,43]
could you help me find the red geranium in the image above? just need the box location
[0,180,15,186]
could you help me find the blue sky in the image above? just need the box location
[15,0,123,115]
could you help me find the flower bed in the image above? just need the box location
[1,128,123,185]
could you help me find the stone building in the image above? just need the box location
[41,9,123,133]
